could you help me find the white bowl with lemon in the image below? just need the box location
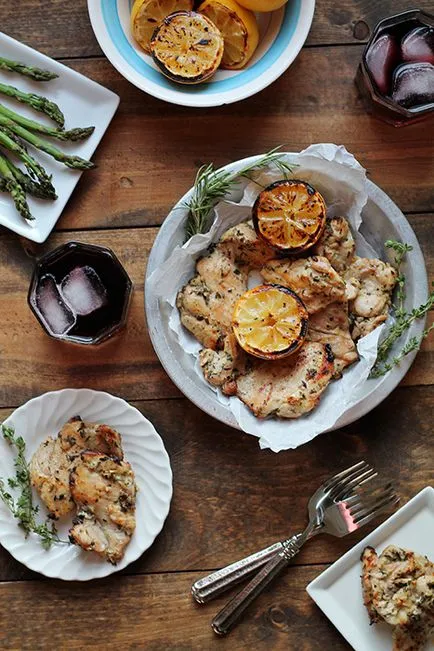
[88,0,315,107]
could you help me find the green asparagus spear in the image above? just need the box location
[0,82,64,126]
[0,153,56,200]
[0,116,95,170]
[0,128,55,192]
[0,103,94,141]
[0,154,33,221]
[0,56,58,81]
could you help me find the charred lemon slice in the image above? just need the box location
[252,179,327,255]
[131,0,194,53]
[150,11,224,84]
[198,0,259,70]
[232,284,308,360]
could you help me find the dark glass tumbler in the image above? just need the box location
[28,241,133,345]
[356,9,434,126]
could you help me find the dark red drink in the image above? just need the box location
[356,10,434,126]
[28,242,132,345]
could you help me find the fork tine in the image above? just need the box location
[348,484,396,516]
[351,492,399,526]
[330,467,377,501]
[321,461,369,493]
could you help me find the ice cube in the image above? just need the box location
[35,274,75,335]
[392,62,434,109]
[401,26,434,64]
[60,266,108,316]
[366,33,400,95]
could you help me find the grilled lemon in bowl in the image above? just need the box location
[131,0,194,53]
[252,180,327,255]
[198,0,259,70]
[232,284,308,360]
[150,11,224,84]
[236,0,288,10]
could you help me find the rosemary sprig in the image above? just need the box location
[369,240,434,378]
[184,147,295,241]
[0,424,68,550]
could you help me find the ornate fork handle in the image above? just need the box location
[212,537,301,636]
[191,535,302,604]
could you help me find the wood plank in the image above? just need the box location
[4,0,434,58]
[0,567,351,650]
[0,385,431,581]
[0,215,432,409]
[35,49,433,233]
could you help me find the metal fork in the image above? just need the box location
[192,461,384,604]
[208,463,398,635]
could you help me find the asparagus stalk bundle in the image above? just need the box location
[0,103,94,141]
[0,153,33,220]
[0,56,58,81]
[1,153,56,200]
[0,82,64,126]
[0,117,95,169]
[0,127,55,193]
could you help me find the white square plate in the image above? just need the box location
[307,487,434,651]
[0,32,119,242]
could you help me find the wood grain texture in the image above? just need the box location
[0,384,431,582]
[0,214,432,409]
[38,49,432,234]
[3,0,434,58]
[0,566,352,650]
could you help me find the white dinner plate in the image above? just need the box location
[0,389,173,580]
[88,0,315,108]
[144,152,428,438]
[307,487,434,651]
[0,32,119,242]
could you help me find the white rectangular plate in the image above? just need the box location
[0,32,119,242]
[307,487,434,651]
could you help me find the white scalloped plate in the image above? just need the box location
[0,389,172,581]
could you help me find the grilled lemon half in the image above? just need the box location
[198,0,259,70]
[232,284,308,360]
[252,179,327,255]
[150,11,224,84]
[131,0,194,53]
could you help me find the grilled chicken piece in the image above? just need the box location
[199,332,245,390]
[261,256,347,314]
[345,257,397,340]
[313,216,356,273]
[177,221,275,351]
[307,301,358,376]
[30,416,124,519]
[29,436,76,519]
[226,341,335,419]
[361,545,434,651]
[69,452,136,564]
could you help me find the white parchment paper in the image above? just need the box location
[148,144,385,451]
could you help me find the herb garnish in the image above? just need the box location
[184,147,295,240]
[370,240,434,378]
[0,425,68,549]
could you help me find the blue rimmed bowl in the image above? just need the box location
[88,0,315,107]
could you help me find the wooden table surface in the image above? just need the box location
[0,1,433,649]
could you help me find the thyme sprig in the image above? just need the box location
[184,147,295,241]
[0,425,68,550]
[369,241,434,378]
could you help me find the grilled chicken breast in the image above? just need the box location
[69,452,136,565]
[345,257,397,339]
[313,216,356,273]
[306,301,358,376]
[226,341,335,419]
[361,545,434,651]
[30,416,123,519]
[261,256,347,314]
